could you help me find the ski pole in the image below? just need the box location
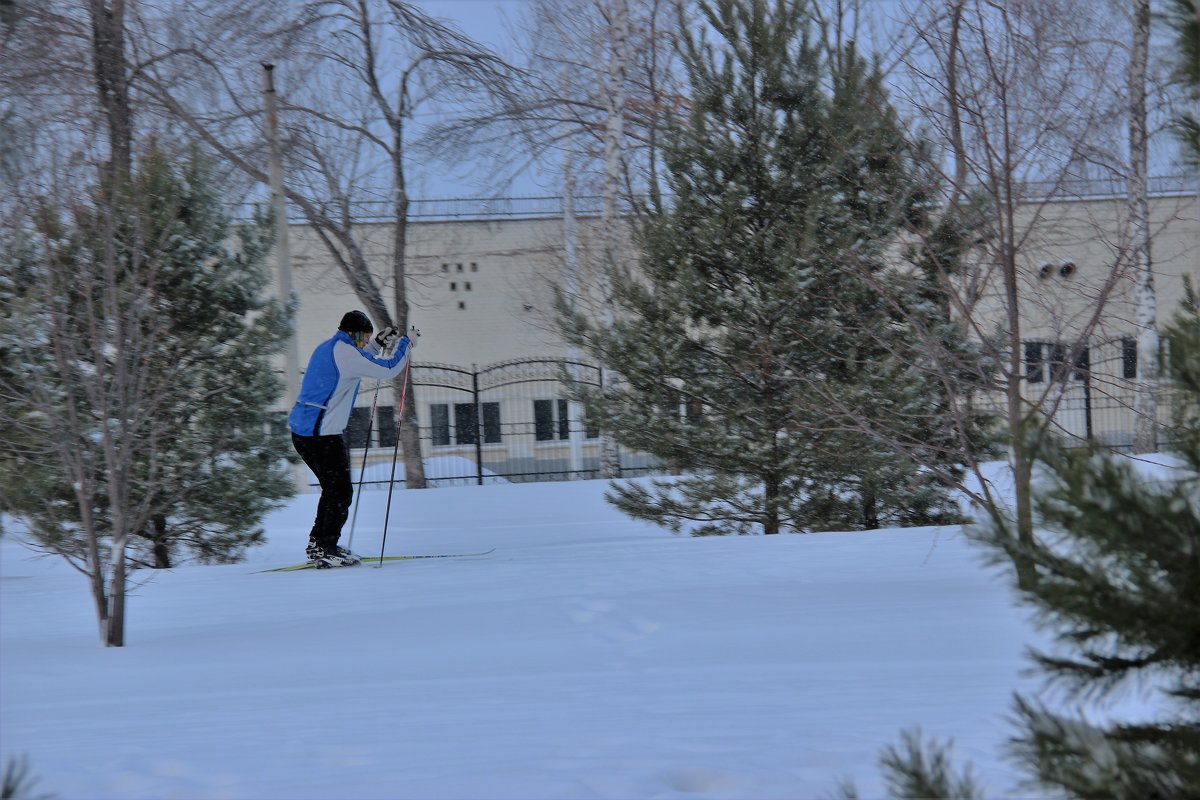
[345,380,381,552]
[378,355,413,567]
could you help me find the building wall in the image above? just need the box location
[285,216,602,370]
[275,192,1198,459]
[969,192,1199,343]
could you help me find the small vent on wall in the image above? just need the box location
[1038,261,1077,279]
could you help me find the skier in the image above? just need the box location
[288,310,418,567]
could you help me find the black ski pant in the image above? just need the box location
[291,433,353,554]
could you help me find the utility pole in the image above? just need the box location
[261,63,305,491]
[261,63,302,412]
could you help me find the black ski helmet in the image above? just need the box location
[338,310,373,334]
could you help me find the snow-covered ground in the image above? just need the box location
[0,466,1114,799]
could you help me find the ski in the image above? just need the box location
[256,548,496,573]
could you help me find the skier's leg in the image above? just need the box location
[308,435,353,554]
[291,433,324,550]
[291,434,353,555]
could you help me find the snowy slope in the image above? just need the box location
[2,474,1045,799]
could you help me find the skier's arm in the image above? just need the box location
[335,333,413,379]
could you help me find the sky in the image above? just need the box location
[0,459,1173,799]
[407,1,548,199]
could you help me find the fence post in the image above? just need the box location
[473,364,484,486]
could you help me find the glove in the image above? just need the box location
[406,325,420,349]
[374,326,400,350]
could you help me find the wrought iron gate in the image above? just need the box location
[342,358,658,488]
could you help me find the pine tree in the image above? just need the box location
[559,0,986,534]
[960,283,1200,795]
[0,148,294,572]
[836,289,1200,797]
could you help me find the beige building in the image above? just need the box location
[968,184,1199,445]
[277,186,1198,483]
[283,207,618,485]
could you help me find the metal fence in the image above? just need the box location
[334,358,660,490]
[296,344,1177,491]
[977,337,1179,449]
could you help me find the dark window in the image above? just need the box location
[454,403,478,445]
[431,404,450,446]
[1024,341,1044,383]
[1049,343,1069,381]
[431,402,501,445]
[534,399,555,441]
[377,405,398,448]
[1122,337,1138,379]
[535,399,575,441]
[1073,347,1090,381]
[558,399,570,440]
[346,406,372,448]
[481,402,502,444]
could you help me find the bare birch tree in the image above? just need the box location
[815,0,1145,587]
[0,0,142,646]
[1129,0,1158,453]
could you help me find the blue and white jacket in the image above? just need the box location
[288,331,413,437]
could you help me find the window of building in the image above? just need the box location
[1025,340,1089,383]
[431,404,450,446]
[346,406,373,448]
[431,402,500,446]
[1025,341,1044,383]
[534,399,570,441]
[1049,342,1069,381]
[481,402,502,443]
[1072,346,1090,380]
[1122,337,1138,379]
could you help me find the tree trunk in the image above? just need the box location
[598,0,631,479]
[88,0,131,188]
[1002,206,1038,590]
[106,541,128,647]
[151,515,171,569]
[89,0,133,647]
[1130,0,1158,454]
[762,473,781,534]
[392,70,426,490]
[861,484,878,530]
